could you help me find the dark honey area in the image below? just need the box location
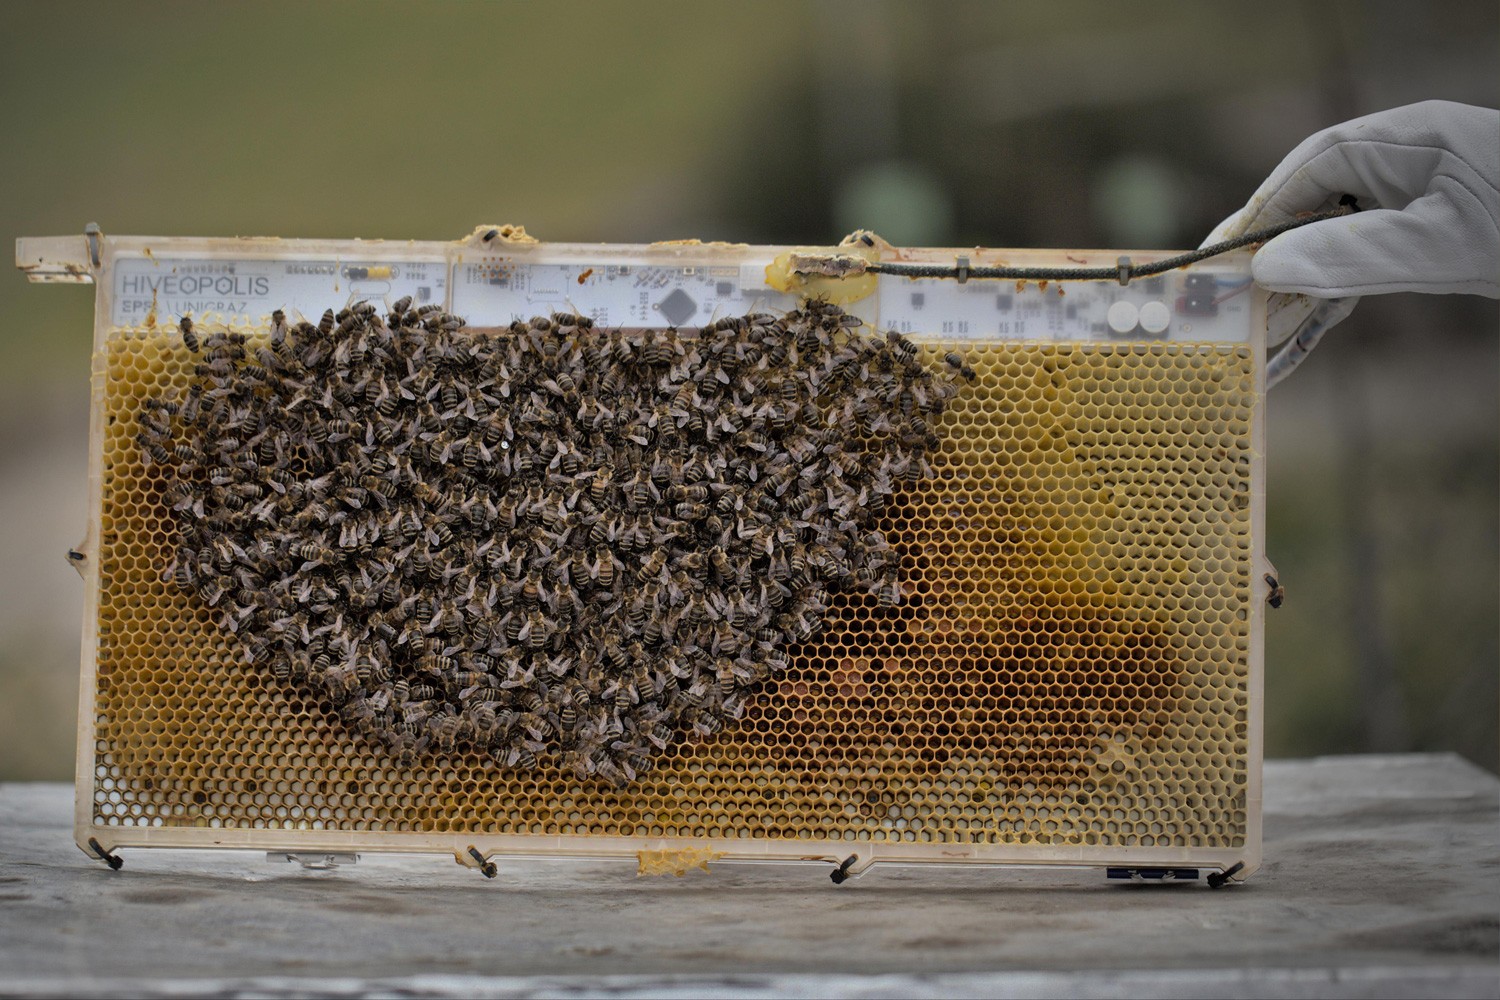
[95,326,1254,848]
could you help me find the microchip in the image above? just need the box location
[658,288,696,325]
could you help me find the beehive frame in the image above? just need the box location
[20,228,1268,882]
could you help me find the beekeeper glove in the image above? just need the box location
[1205,100,1500,346]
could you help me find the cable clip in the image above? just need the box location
[87,837,123,870]
[1207,861,1245,889]
[955,256,970,284]
[1116,256,1133,286]
[829,854,858,884]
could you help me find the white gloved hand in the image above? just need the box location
[1205,101,1500,350]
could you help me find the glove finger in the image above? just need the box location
[1206,139,1439,247]
[1251,181,1500,298]
[1265,292,1317,347]
[1202,136,1399,248]
[1266,297,1359,388]
[1202,102,1500,247]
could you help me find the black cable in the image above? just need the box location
[848,204,1356,284]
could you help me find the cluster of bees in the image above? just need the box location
[138,298,965,784]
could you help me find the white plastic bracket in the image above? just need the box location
[15,229,96,284]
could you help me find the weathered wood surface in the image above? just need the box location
[2,754,1496,998]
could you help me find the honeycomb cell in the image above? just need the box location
[91,327,1253,848]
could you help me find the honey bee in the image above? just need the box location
[1265,573,1285,609]
[673,502,708,521]
[625,590,654,634]
[638,547,668,581]
[174,384,203,425]
[668,483,709,503]
[524,610,551,650]
[467,703,498,735]
[590,751,625,786]
[714,659,739,699]
[419,652,456,678]
[884,329,917,360]
[591,549,619,588]
[430,712,463,748]
[507,746,538,769]
[943,351,977,381]
[168,553,197,590]
[288,539,333,564]
[601,637,628,673]
[516,568,546,607]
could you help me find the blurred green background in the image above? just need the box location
[2,0,1495,779]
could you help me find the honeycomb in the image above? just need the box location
[91,326,1254,849]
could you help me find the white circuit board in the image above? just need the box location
[107,249,1254,344]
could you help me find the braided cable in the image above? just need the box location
[861,206,1355,283]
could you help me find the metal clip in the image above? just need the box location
[87,837,123,870]
[467,846,497,879]
[829,854,858,884]
[955,256,970,284]
[1116,256,1133,286]
[1207,861,1245,889]
[84,222,102,269]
